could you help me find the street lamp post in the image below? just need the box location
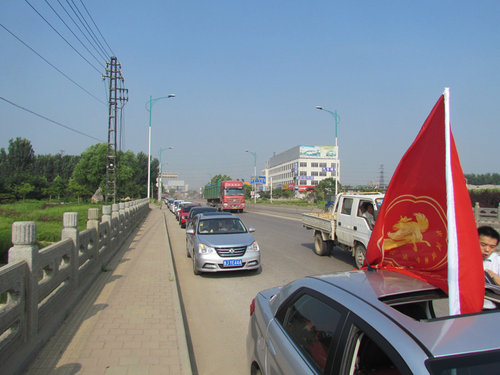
[245,150,257,204]
[158,146,174,201]
[145,94,175,200]
[315,106,340,197]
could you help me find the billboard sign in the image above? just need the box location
[299,145,337,159]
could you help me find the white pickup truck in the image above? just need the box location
[302,193,384,269]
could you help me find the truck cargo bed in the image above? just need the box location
[302,212,335,234]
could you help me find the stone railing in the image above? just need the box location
[474,202,500,231]
[0,199,149,375]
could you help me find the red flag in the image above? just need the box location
[365,89,484,314]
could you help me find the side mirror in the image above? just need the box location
[186,228,195,235]
[248,227,256,233]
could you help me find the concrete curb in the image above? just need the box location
[160,207,193,375]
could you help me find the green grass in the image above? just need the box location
[0,200,104,265]
[255,198,325,209]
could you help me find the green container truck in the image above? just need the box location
[203,180,245,212]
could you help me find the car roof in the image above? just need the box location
[292,270,500,358]
[197,212,237,219]
[190,206,217,212]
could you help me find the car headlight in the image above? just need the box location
[199,243,215,254]
[247,241,260,252]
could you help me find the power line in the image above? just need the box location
[0,96,104,142]
[77,0,114,57]
[24,0,104,74]
[0,23,106,105]
[45,0,106,65]
[65,0,110,60]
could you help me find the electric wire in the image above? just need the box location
[43,0,105,66]
[78,0,114,56]
[0,23,106,105]
[24,0,104,74]
[0,96,104,142]
[65,0,110,60]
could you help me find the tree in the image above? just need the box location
[71,143,107,196]
[134,152,149,198]
[13,182,34,201]
[309,178,337,202]
[68,177,90,203]
[6,137,35,177]
[117,150,143,198]
[210,174,232,185]
[45,175,67,200]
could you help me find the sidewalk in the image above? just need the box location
[24,206,192,375]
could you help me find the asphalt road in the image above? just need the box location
[164,204,355,375]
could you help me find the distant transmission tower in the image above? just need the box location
[103,57,128,203]
[378,164,385,187]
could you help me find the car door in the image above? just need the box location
[265,289,346,375]
[186,215,198,256]
[352,199,373,245]
[335,197,354,247]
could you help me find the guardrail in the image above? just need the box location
[474,202,500,231]
[0,199,149,375]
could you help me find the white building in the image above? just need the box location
[263,145,339,192]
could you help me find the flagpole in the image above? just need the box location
[444,87,460,315]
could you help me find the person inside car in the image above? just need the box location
[479,226,500,285]
[361,202,376,229]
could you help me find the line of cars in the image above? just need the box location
[165,197,499,374]
[164,197,261,275]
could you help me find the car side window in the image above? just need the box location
[341,198,353,215]
[342,326,406,375]
[278,293,342,374]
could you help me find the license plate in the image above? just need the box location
[223,259,242,267]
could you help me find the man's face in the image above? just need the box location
[479,234,498,259]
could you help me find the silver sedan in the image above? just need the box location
[247,269,500,375]
[186,212,260,275]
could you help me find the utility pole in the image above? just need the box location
[103,57,128,203]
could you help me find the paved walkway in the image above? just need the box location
[24,206,192,375]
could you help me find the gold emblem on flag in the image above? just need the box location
[376,194,447,271]
[383,213,431,252]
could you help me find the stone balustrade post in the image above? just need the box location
[86,208,100,263]
[8,222,39,340]
[86,208,100,231]
[112,203,120,237]
[102,205,111,249]
[474,202,480,223]
[61,212,79,287]
[497,203,500,221]
[126,202,131,229]
[119,203,126,232]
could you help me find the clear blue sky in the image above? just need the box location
[1,1,499,190]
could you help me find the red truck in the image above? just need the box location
[203,180,246,212]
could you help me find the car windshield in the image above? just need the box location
[182,205,197,213]
[426,349,500,374]
[198,218,246,234]
[224,187,244,196]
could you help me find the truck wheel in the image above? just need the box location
[354,243,366,269]
[314,232,329,256]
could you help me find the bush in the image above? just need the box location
[469,190,500,207]
[0,193,16,204]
